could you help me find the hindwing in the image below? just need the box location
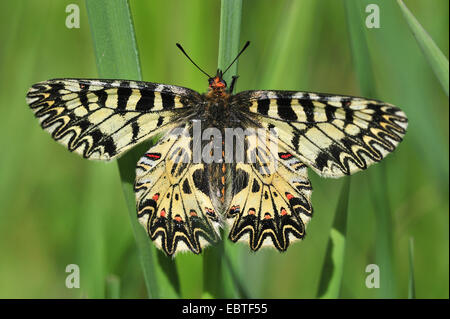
[226,133,312,251]
[134,126,221,256]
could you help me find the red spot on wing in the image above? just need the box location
[152,193,160,201]
[160,209,166,218]
[280,208,288,216]
[280,153,293,159]
[145,153,161,160]
[286,193,294,200]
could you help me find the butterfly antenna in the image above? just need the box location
[176,43,212,78]
[222,41,250,76]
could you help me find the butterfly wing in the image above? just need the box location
[233,90,408,177]
[26,78,200,160]
[135,126,222,256]
[226,133,312,251]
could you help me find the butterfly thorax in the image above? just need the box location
[202,92,230,122]
[201,72,235,127]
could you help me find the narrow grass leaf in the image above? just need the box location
[344,1,376,98]
[408,237,416,299]
[257,1,317,90]
[105,274,121,298]
[85,0,180,298]
[223,252,250,298]
[218,0,243,85]
[317,178,350,298]
[397,0,449,96]
[345,1,397,298]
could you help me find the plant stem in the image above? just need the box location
[86,0,181,298]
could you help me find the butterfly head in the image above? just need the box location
[208,69,227,93]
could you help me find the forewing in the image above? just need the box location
[234,90,408,177]
[26,78,200,160]
[135,127,221,256]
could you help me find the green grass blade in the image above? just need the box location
[368,166,397,298]
[223,252,250,298]
[85,0,180,298]
[345,1,397,298]
[77,166,107,298]
[218,0,243,85]
[202,241,225,298]
[257,1,318,90]
[202,0,243,299]
[397,0,449,96]
[317,178,350,298]
[344,2,376,97]
[408,237,416,299]
[105,274,121,298]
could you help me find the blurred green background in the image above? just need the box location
[0,0,448,298]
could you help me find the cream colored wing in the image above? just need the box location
[26,78,199,160]
[226,134,312,251]
[234,90,408,177]
[135,128,222,256]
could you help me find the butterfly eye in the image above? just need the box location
[208,78,214,86]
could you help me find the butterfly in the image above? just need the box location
[26,42,408,256]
